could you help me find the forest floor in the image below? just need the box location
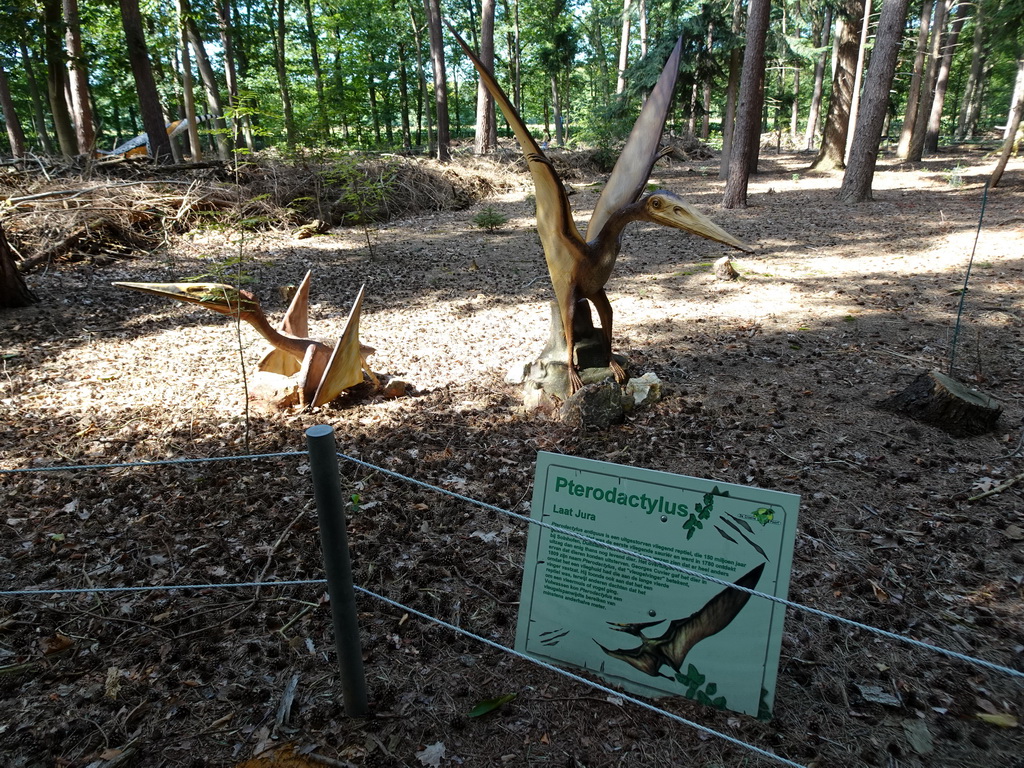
[1,146,1023,768]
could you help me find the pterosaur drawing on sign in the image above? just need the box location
[448,26,750,395]
[595,563,765,678]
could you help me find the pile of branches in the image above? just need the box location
[1,177,258,272]
[237,151,519,226]
[1,153,522,271]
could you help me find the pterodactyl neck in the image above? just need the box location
[585,198,648,270]
[243,306,330,361]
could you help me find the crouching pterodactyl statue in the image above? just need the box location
[596,563,764,679]
[115,271,376,409]
[448,27,751,396]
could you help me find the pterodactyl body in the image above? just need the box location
[114,271,375,408]
[449,27,751,395]
[596,563,765,678]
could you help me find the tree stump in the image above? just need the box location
[878,370,1002,437]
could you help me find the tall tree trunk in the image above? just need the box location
[43,0,77,156]
[397,41,412,151]
[924,1,968,153]
[702,10,713,139]
[185,13,231,159]
[0,65,27,157]
[18,41,55,154]
[551,76,564,146]
[955,4,986,141]
[810,0,864,171]
[0,222,37,309]
[723,0,770,209]
[719,0,745,179]
[474,0,497,154]
[302,0,327,140]
[840,0,911,202]
[844,0,872,164]
[424,0,450,161]
[63,0,95,153]
[216,0,251,152]
[804,7,831,151]
[407,0,433,149]
[638,0,648,57]
[118,0,172,161]
[991,55,1024,188]
[896,0,933,157]
[175,0,202,160]
[906,0,948,162]
[271,0,297,147]
[615,0,632,96]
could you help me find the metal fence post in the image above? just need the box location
[305,424,369,716]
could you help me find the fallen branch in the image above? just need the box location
[967,469,1024,502]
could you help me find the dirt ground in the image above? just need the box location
[1,148,1023,768]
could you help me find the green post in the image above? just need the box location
[305,424,369,716]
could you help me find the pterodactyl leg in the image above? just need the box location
[590,289,627,385]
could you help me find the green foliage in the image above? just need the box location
[472,206,508,232]
[683,489,718,540]
[676,664,727,710]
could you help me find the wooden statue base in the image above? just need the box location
[878,369,1002,437]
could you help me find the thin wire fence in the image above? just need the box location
[2,447,1022,768]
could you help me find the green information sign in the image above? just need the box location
[515,452,799,718]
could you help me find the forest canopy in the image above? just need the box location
[1,0,1022,162]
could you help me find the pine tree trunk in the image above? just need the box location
[906,0,948,162]
[955,5,986,142]
[185,15,231,159]
[615,0,632,96]
[719,0,745,180]
[175,0,202,161]
[302,0,327,140]
[804,7,831,151]
[43,0,77,156]
[924,2,968,153]
[723,0,770,209]
[991,56,1024,188]
[896,0,933,158]
[118,0,172,161]
[271,0,297,148]
[844,0,872,164]
[474,0,497,154]
[839,0,911,202]
[0,65,27,157]
[63,0,96,154]
[18,41,55,154]
[810,0,864,171]
[424,0,450,161]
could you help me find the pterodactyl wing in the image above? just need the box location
[311,284,368,407]
[656,562,766,671]
[258,270,312,377]
[446,23,585,261]
[586,36,683,242]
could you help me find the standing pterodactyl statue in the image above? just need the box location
[595,563,764,679]
[114,271,376,409]
[448,27,751,395]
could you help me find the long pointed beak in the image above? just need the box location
[113,281,259,316]
[647,193,753,253]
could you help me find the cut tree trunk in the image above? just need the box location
[878,370,1002,437]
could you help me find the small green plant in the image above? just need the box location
[945,163,966,187]
[473,206,508,232]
